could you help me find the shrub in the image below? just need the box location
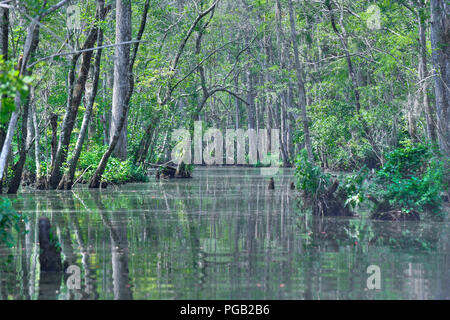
[294,150,353,217]
[339,166,370,210]
[294,143,447,219]
[294,149,331,197]
[76,144,148,184]
[370,144,446,214]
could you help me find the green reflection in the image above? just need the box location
[0,168,449,300]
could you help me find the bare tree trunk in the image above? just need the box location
[31,96,44,189]
[265,44,272,151]
[102,75,109,145]
[110,0,133,161]
[90,0,149,188]
[408,93,418,140]
[235,74,240,130]
[246,61,256,130]
[26,98,34,150]
[287,0,314,162]
[134,116,158,166]
[49,113,58,167]
[0,6,8,60]
[8,87,31,194]
[279,91,290,166]
[430,0,450,156]
[0,7,9,159]
[418,0,437,142]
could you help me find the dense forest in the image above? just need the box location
[0,0,449,302]
[0,0,447,209]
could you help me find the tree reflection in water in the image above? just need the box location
[0,168,448,300]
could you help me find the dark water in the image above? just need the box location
[0,167,449,300]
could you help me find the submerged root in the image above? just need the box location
[303,180,354,217]
[175,161,192,178]
[35,177,48,190]
[366,194,421,221]
[311,196,354,217]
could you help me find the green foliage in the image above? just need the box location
[339,167,370,210]
[294,143,447,217]
[0,55,32,123]
[0,198,27,248]
[184,163,194,176]
[103,157,148,184]
[76,144,148,184]
[294,149,331,197]
[304,99,384,170]
[371,144,447,214]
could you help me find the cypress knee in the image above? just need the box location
[268,177,275,190]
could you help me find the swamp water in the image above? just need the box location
[0,167,449,300]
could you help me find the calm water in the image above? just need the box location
[0,167,449,300]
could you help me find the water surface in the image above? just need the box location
[1,168,449,300]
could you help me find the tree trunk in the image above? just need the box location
[134,118,157,166]
[244,32,256,130]
[49,3,102,189]
[90,0,149,188]
[0,7,8,60]
[234,73,240,130]
[0,21,40,185]
[408,93,418,140]
[25,98,34,150]
[430,0,450,156]
[7,89,30,194]
[287,0,314,162]
[58,1,107,190]
[31,98,44,189]
[110,0,132,161]
[0,7,8,155]
[49,113,58,168]
[418,0,437,142]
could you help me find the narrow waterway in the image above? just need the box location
[0,167,449,299]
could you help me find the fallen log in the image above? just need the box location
[149,161,192,179]
[304,179,354,217]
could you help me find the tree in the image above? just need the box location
[89,0,148,188]
[48,0,105,189]
[430,0,450,156]
[0,0,69,189]
[287,0,314,163]
[109,0,132,161]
